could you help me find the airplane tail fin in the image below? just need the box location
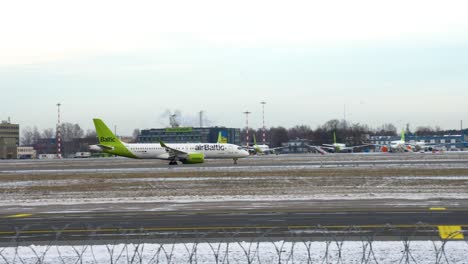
[217,131,228,144]
[93,118,122,147]
[253,134,257,145]
[92,118,136,158]
[333,131,337,144]
[401,129,405,142]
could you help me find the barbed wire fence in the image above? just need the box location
[0,224,467,264]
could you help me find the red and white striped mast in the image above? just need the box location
[260,101,266,145]
[243,111,251,147]
[56,103,62,159]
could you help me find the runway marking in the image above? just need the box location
[0,224,466,235]
[5,214,33,218]
[430,207,447,211]
[437,226,464,240]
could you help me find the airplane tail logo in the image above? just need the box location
[217,131,228,144]
[93,119,122,147]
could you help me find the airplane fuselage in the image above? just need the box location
[96,142,249,160]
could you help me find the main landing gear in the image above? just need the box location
[233,158,238,165]
[169,160,178,165]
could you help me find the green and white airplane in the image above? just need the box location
[245,134,287,155]
[308,131,372,153]
[90,119,249,165]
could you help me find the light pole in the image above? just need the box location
[56,103,62,159]
[243,111,251,146]
[261,101,266,145]
[199,111,204,128]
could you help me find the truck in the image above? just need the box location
[74,152,91,158]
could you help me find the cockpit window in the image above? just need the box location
[237,147,243,150]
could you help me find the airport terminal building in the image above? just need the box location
[138,127,241,145]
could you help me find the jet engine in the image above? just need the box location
[181,153,205,164]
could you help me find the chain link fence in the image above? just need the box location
[0,224,467,263]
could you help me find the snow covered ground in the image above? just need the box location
[2,166,468,211]
[1,240,467,263]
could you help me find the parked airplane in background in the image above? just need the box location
[320,132,372,153]
[381,130,410,152]
[380,130,458,153]
[90,119,249,165]
[246,134,286,155]
[217,131,228,144]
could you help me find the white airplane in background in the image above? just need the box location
[246,134,287,155]
[316,132,372,153]
[382,130,411,152]
[380,131,460,153]
[90,119,249,165]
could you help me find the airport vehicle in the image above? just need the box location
[74,152,91,158]
[90,119,249,165]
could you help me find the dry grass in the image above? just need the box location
[1,167,468,200]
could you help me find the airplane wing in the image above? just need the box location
[306,145,328,155]
[269,146,288,151]
[159,141,188,158]
[347,144,374,149]
[319,146,336,151]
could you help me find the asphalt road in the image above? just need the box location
[1,154,468,243]
[1,152,468,172]
[1,208,466,242]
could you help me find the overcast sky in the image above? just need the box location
[1,0,467,135]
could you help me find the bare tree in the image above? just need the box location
[21,127,33,146]
[288,125,314,140]
[31,126,41,144]
[375,123,397,136]
[60,123,84,142]
[415,126,434,136]
[84,129,97,139]
[269,126,289,147]
[42,128,55,138]
[21,126,41,145]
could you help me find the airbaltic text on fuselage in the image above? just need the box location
[100,137,116,143]
[195,144,226,151]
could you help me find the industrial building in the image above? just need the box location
[281,139,312,153]
[17,146,36,159]
[0,119,19,159]
[138,127,241,145]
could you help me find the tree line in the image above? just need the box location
[241,119,465,147]
[21,120,465,147]
[21,123,96,146]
